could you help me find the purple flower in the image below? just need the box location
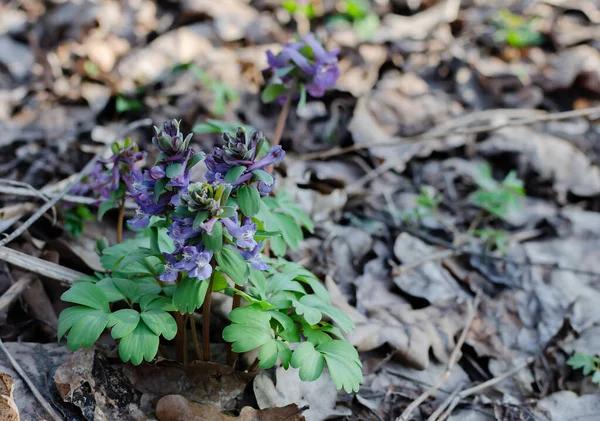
[149,166,165,180]
[241,243,269,271]
[222,216,257,249]
[187,249,213,280]
[264,33,340,99]
[127,209,151,229]
[247,146,285,171]
[152,119,193,155]
[169,216,200,245]
[159,253,180,283]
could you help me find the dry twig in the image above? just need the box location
[0,273,35,314]
[397,293,481,421]
[0,338,63,421]
[302,105,600,161]
[0,247,85,284]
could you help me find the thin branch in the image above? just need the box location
[435,357,535,421]
[397,293,481,421]
[302,105,600,161]
[0,185,137,207]
[0,338,62,421]
[426,383,465,421]
[0,118,151,249]
[0,246,85,283]
[392,249,458,275]
[116,198,125,244]
[0,273,35,314]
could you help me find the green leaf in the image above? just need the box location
[269,311,295,333]
[141,295,175,311]
[193,211,210,231]
[568,353,598,376]
[116,95,142,113]
[186,152,205,171]
[298,295,354,333]
[277,341,292,369]
[112,278,141,301]
[261,84,288,103]
[273,212,303,250]
[293,300,322,325]
[108,309,140,339]
[58,306,95,340]
[592,370,600,385]
[298,84,307,109]
[270,236,287,257]
[238,185,261,217]
[216,246,249,286]
[225,166,247,183]
[212,270,229,292]
[153,178,168,203]
[141,310,177,340]
[258,339,279,369]
[202,221,223,252]
[61,282,109,312]
[291,342,325,382]
[172,277,210,313]
[317,340,362,393]
[119,321,160,365]
[66,310,110,350]
[98,200,117,221]
[95,279,126,302]
[166,163,183,179]
[115,248,157,270]
[222,306,273,352]
[251,170,274,186]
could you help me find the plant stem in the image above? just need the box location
[226,285,244,367]
[202,266,215,362]
[266,90,293,173]
[175,312,187,364]
[116,198,125,244]
[189,313,203,361]
[248,357,259,373]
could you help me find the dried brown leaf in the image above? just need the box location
[156,395,306,421]
[0,373,19,421]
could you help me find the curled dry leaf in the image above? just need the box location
[0,373,19,421]
[156,395,306,421]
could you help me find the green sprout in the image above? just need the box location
[492,9,544,48]
[471,164,525,219]
[64,204,94,238]
[568,353,600,385]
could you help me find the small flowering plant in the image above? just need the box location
[58,119,362,393]
[262,33,340,106]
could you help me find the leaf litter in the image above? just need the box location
[0,0,600,420]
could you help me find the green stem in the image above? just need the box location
[202,263,215,362]
[116,198,125,244]
[226,285,244,367]
[189,313,203,361]
[248,357,259,373]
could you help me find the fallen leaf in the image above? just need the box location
[0,373,19,421]
[54,348,146,421]
[393,233,468,303]
[348,259,468,369]
[253,366,350,421]
[0,36,35,82]
[124,360,255,411]
[156,395,306,421]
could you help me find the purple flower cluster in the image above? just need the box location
[127,120,195,229]
[265,33,340,99]
[205,128,285,195]
[125,120,272,284]
[70,141,146,202]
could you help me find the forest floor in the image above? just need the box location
[0,0,600,420]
